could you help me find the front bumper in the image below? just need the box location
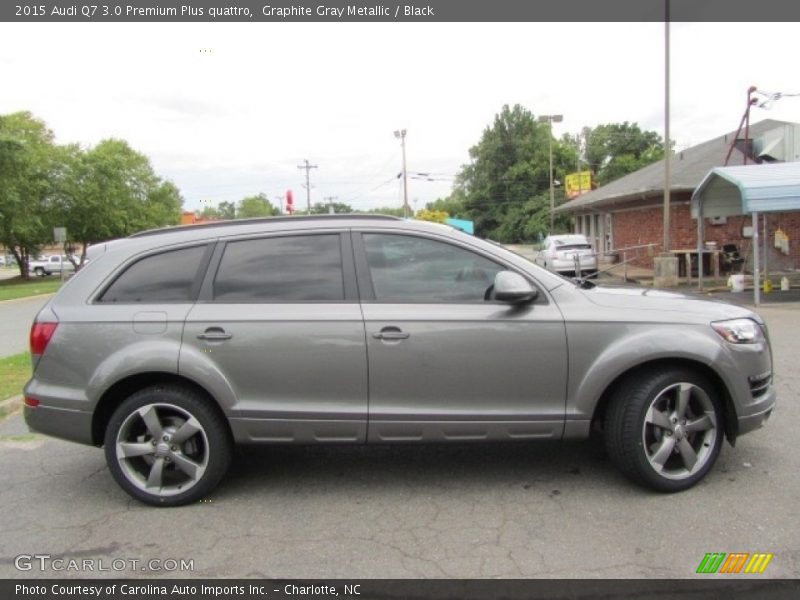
[735,386,776,436]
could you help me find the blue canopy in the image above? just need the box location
[691,162,800,217]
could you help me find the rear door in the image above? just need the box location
[181,231,368,443]
[354,231,568,442]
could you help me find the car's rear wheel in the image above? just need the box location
[34,267,46,277]
[104,386,232,506]
[605,367,723,492]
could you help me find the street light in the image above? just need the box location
[394,129,410,218]
[538,114,563,232]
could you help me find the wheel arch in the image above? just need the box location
[91,372,230,446]
[589,357,738,445]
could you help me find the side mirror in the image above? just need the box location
[493,271,539,304]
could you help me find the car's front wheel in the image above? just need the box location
[104,386,232,506]
[605,367,723,492]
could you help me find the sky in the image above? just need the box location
[2,21,800,213]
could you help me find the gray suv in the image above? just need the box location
[24,216,775,506]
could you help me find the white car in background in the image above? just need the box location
[536,234,597,275]
[28,255,78,277]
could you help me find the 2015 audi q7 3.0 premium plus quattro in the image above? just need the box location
[24,216,775,506]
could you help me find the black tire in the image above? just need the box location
[104,385,232,507]
[604,367,724,492]
[34,267,45,277]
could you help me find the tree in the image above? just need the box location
[581,122,665,186]
[364,207,405,217]
[425,192,466,218]
[218,201,236,220]
[0,112,59,277]
[55,139,182,265]
[310,201,354,215]
[452,104,576,242]
[237,193,279,218]
[198,204,221,219]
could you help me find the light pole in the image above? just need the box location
[394,129,410,218]
[538,114,563,232]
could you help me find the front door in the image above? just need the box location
[354,232,568,442]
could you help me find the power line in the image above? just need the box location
[297,159,318,215]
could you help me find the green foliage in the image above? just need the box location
[1,112,183,276]
[218,201,236,220]
[451,104,577,242]
[0,276,62,301]
[198,200,237,220]
[309,201,354,215]
[237,193,279,218]
[583,122,665,186]
[54,138,182,263]
[0,352,31,402]
[0,112,59,276]
[448,109,665,243]
[425,192,466,218]
[198,204,221,219]
[364,206,405,217]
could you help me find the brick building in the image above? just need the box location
[555,119,800,272]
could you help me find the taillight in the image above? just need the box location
[30,322,58,355]
[24,396,40,408]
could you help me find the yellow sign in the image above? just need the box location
[565,171,592,199]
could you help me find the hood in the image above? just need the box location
[581,286,757,323]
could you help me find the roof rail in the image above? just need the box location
[129,214,403,238]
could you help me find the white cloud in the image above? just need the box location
[2,21,799,211]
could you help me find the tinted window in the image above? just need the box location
[213,235,344,302]
[363,234,503,302]
[99,245,207,303]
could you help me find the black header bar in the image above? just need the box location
[4,578,800,600]
[4,0,800,23]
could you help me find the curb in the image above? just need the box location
[0,292,56,305]
[0,394,23,420]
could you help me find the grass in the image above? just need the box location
[0,352,31,402]
[0,275,63,301]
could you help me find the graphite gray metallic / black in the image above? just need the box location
[24,215,776,506]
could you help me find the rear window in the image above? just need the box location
[98,245,207,303]
[556,244,592,251]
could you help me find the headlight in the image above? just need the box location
[711,318,764,344]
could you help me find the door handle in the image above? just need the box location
[197,328,233,341]
[372,328,410,341]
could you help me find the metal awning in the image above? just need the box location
[691,162,800,217]
[691,162,800,305]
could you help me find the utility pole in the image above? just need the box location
[653,0,679,288]
[538,114,563,232]
[297,159,318,215]
[663,13,671,254]
[394,129,410,218]
[324,195,338,214]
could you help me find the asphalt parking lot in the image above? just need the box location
[0,304,797,580]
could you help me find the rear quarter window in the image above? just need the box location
[97,245,208,303]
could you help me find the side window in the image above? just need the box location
[362,234,504,303]
[98,245,207,303]
[213,234,345,302]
